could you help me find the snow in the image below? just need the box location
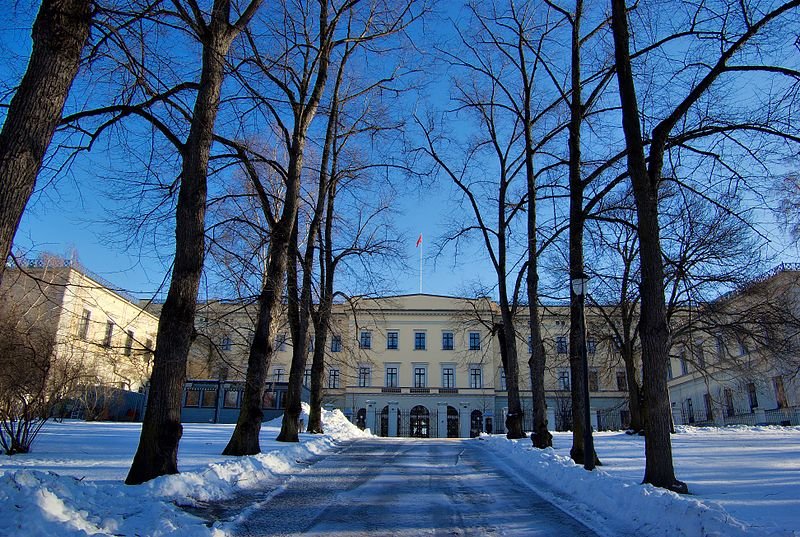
[0,404,370,537]
[479,426,800,537]
[2,411,798,537]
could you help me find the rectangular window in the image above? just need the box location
[272,368,285,382]
[331,335,342,352]
[694,341,705,368]
[667,361,673,380]
[442,367,455,388]
[221,335,232,352]
[587,338,597,355]
[78,309,92,340]
[124,330,134,356]
[748,383,758,409]
[738,339,748,356]
[308,337,314,353]
[414,332,426,351]
[442,332,454,350]
[499,367,507,391]
[469,332,481,351]
[469,367,482,389]
[557,369,571,391]
[556,336,568,354]
[414,367,426,388]
[328,368,340,389]
[387,331,399,350]
[704,393,714,421]
[358,367,370,387]
[716,335,725,360]
[774,376,788,408]
[223,389,240,408]
[359,331,371,349]
[385,367,398,387]
[616,370,628,392]
[589,369,599,392]
[103,321,114,347]
[527,336,533,354]
[200,389,217,408]
[680,351,688,375]
[276,333,287,352]
[184,389,200,407]
[303,368,312,387]
[724,388,735,417]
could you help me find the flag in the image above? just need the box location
[416,234,423,247]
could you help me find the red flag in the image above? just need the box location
[416,234,423,247]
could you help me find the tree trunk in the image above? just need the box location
[496,317,525,439]
[622,342,645,433]
[306,308,329,433]
[610,0,686,493]
[0,0,92,285]
[126,24,231,485]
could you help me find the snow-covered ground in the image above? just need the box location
[481,426,800,537]
[2,416,798,537]
[0,405,370,537]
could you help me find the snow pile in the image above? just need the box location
[0,403,367,537]
[480,434,795,537]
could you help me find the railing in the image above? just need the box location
[381,387,401,393]
[410,387,430,394]
[438,388,459,394]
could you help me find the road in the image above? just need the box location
[229,437,602,537]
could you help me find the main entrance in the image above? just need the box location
[410,405,430,438]
[446,405,459,437]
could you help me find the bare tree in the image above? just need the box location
[0,0,93,286]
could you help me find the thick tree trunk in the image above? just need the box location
[0,0,92,285]
[527,298,551,448]
[622,343,645,433]
[496,316,525,439]
[610,0,685,493]
[306,309,330,433]
[126,25,231,485]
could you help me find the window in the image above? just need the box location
[587,338,597,355]
[556,336,568,354]
[272,368,285,382]
[223,390,240,408]
[359,331,372,349]
[442,367,455,388]
[704,393,714,421]
[499,368,507,391]
[184,389,201,407]
[716,335,725,360]
[616,370,628,392]
[414,367,426,388]
[686,398,695,423]
[679,351,688,375]
[747,383,758,410]
[589,369,599,392]
[557,369,571,391]
[387,331,399,350]
[442,332,454,350]
[103,321,114,347]
[774,376,788,408]
[328,368,340,389]
[469,367,482,389]
[308,337,314,353]
[303,368,312,387]
[694,341,705,368]
[469,332,481,351]
[331,335,342,352]
[358,366,370,387]
[414,332,426,350]
[124,330,134,356]
[667,361,673,380]
[78,309,92,340]
[385,367,398,387]
[201,390,217,408]
[276,333,287,352]
[527,336,533,354]
[724,388,735,417]
[738,339,748,356]
[221,335,232,352]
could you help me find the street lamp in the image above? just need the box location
[571,271,595,471]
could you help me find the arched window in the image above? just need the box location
[410,405,430,438]
[447,406,459,438]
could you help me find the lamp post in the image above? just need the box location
[571,271,595,471]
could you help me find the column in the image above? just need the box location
[437,401,448,438]
[460,402,471,438]
[365,400,376,434]
[388,401,399,437]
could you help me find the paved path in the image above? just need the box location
[229,438,602,536]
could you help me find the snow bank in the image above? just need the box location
[0,404,368,537]
[480,433,796,537]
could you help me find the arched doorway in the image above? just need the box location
[470,410,483,438]
[447,406,459,438]
[410,405,430,438]
[356,408,366,430]
[380,406,389,437]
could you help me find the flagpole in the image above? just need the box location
[419,238,423,293]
